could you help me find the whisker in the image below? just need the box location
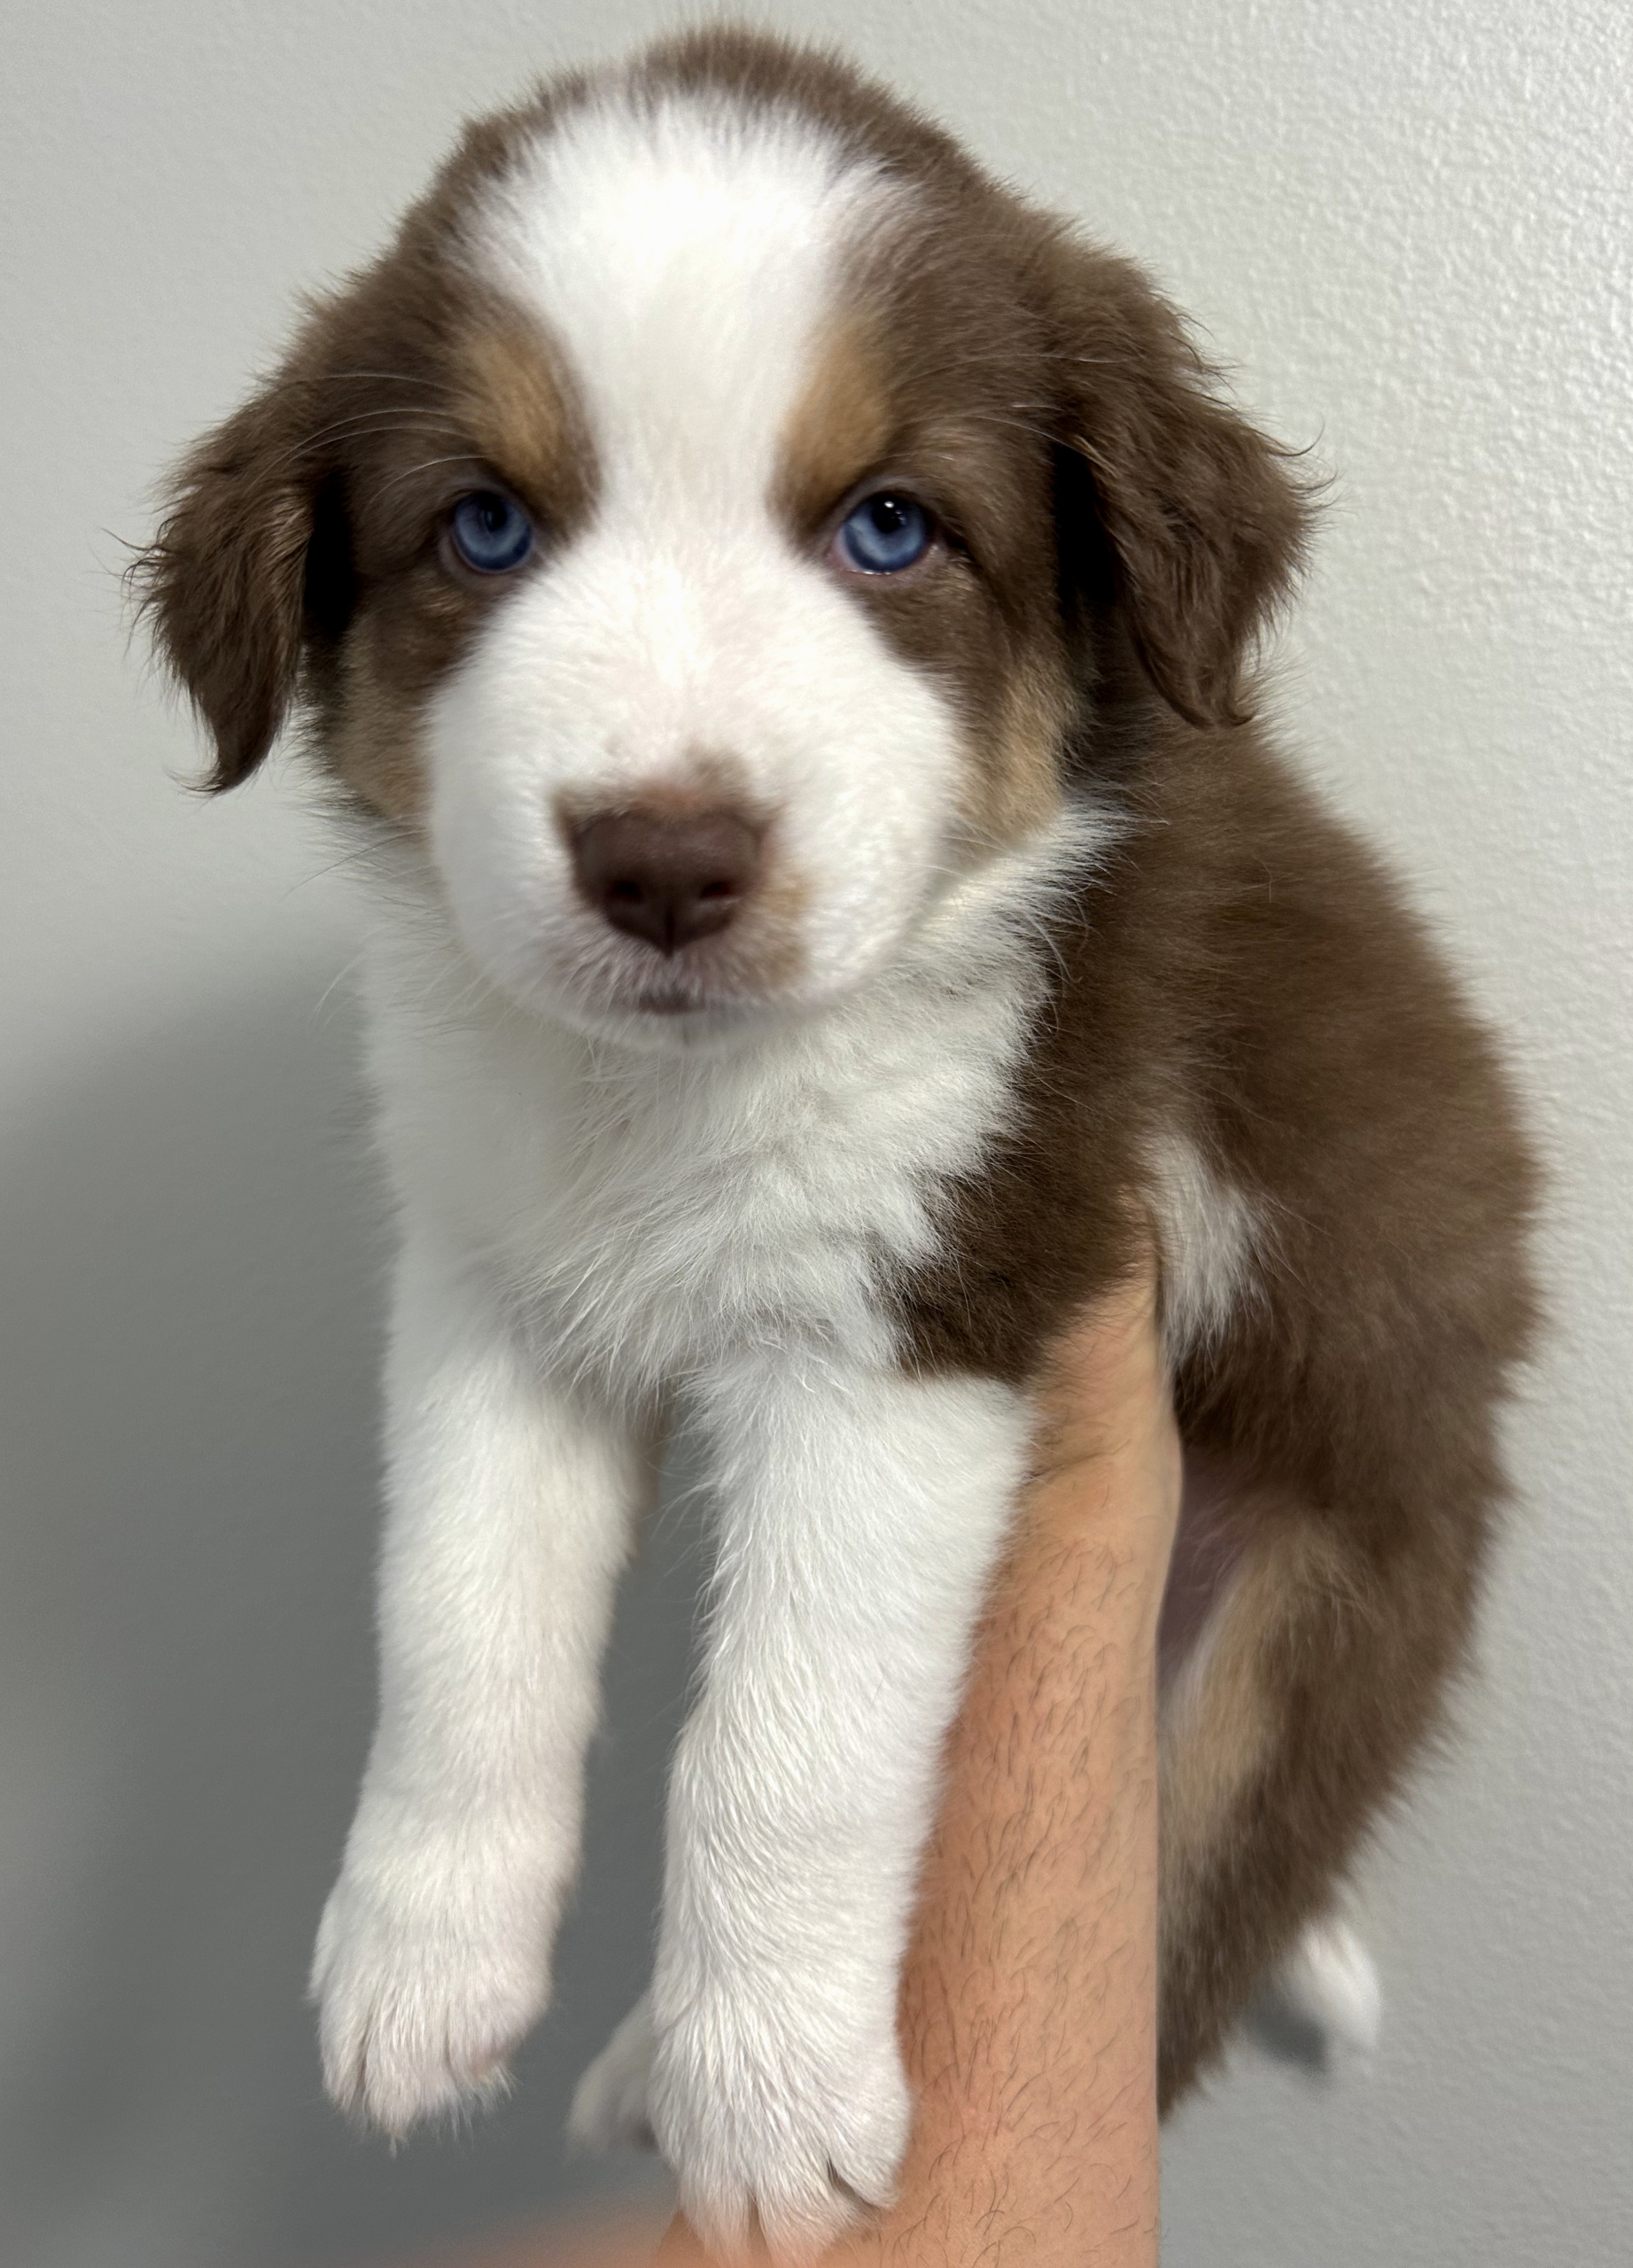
[298,370,443,388]
[299,409,463,442]
[253,411,467,476]
[312,951,366,1022]
[283,838,387,897]
[374,452,483,496]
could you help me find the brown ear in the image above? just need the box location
[1047,240,1312,729]
[136,375,338,790]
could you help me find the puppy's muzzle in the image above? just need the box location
[572,810,763,954]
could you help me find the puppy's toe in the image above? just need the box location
[310,1862,548,2135]
[570,1992,658,2150]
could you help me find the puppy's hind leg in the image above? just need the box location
[1156,1456,1480,2107]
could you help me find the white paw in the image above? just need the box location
[569,1992,658,2151]
[1273,1918,1383,2057]
[308,1819,554,2136]
[648,1978,913,2264]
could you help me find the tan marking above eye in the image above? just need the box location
[448,309,596,529]
[774,312,897,534]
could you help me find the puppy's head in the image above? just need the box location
[140,29,1308,1044]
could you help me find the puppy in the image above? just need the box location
[139,27,1536,2261]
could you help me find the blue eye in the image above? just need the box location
[449,489,534,574]
[834,493,932,575]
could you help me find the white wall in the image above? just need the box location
[2,3,1628,2262]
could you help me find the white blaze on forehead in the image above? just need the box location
[476,94,890,507]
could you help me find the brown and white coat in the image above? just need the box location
[140,28,1537,2262]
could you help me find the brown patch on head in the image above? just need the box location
[135,79,600,820]
[774,282,1073,852]
[767,198,1080,858]
[984,661,1072,840]
[314,301,597,828]
[323,617,433,827]
[449,311,595,530]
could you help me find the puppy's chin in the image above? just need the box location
[581,998,796,1056]
[475,946,796,1053]
[511,956,872,1056]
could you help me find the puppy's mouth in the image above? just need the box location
[571,965,797,1051]
[572,908,809,1024]
[628,979,720,1016]
[577,939,786,1027]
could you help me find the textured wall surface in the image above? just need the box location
[1,3,1628,2263]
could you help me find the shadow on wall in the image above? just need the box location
[0,972,688,2268]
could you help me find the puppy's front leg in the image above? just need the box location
[652,1351,1033,2262]
[311,1226,649,2134]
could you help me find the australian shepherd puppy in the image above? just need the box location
[139,27,1536,2262]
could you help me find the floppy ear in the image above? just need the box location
[1047,240,1312,729]
[136,371,343,790]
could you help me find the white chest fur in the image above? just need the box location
[359,821,1100,1396]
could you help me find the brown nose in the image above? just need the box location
[572,810,762,954]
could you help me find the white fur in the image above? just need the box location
[649,1351,1033,2259]
[1146,1129,1264,1359]
[1272,1919,1383,2059]
[310,82,1125,2259]
[359,812,1105,1395]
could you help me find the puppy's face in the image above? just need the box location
[354,101,1069,1041]
[142,33,1307,1045]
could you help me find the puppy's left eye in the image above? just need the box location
[832,493,933,576]
[448,489,534,575]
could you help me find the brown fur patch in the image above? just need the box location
[983,660,1073,843]
[774,313,897,532]
[893,714,1537,2101]
[1156,1484,1349,1957]
[772,286,1078,851]
[449,311,595,529]
[135,164,600,816]
[327,625,431,827]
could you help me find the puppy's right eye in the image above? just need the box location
[448,489,534,575]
